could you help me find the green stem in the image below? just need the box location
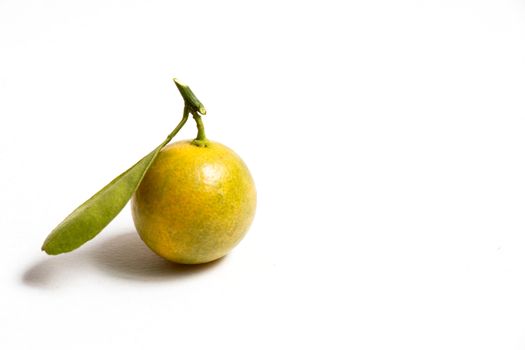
[173,78,206,115]
[192,112,207,143]
[164,106,189,145]
[171,78,208,147]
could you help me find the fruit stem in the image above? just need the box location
[171,78,208,147]
[173,78,206,115]
[192,112,207,146]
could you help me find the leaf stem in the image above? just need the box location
[164,106,190,145]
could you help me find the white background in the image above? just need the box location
[2,0,525,349]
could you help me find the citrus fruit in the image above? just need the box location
[131,139,256,264]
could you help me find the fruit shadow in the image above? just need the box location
[21,231,225,288]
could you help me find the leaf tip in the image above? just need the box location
[41,240,54,255]
[41,231,64,255]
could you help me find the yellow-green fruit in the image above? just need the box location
[131,140,256,264]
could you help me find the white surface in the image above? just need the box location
[2,0,525,349]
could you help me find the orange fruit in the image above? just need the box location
[131,140,256,264]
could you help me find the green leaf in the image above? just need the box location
[41,78,201,255]
[42,111,189,255]
[42,143,164,255]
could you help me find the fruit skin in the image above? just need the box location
[131,140,256,264]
